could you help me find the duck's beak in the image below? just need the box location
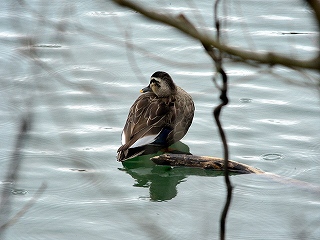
[140,85,152,93]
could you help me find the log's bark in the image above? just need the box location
[151,154,264,174]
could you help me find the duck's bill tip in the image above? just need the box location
[140,86,151,93]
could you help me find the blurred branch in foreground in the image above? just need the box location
[0,115,47,238]
[111,1,319,239]
[112,0,320,71]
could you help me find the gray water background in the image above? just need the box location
[0,1,319,239]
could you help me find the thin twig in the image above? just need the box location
[305,0,320,55]
[0,116,32,237]
[0,183,47,231]
[211,1,233,239]
[214,69,232,240]
[306,0,320,27]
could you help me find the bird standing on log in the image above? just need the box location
[117,71,194,161]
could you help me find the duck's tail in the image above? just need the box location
[117,147,145,162]
[117,144,165,162]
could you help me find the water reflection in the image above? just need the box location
[119,142,228,201]
[120,157,184,201]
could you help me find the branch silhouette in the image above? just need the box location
[112,0,320,71]
[111,1,320,239]
[0,116,46,237]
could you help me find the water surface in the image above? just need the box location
[0,1,319,239]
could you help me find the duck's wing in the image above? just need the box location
[117,93,173,161]
[167,88,195,144]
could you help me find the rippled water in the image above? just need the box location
[0,1,319,239]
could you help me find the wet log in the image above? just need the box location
[151,154,264,174]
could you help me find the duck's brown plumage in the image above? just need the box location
[117,71,194,161]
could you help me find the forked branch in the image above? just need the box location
[112,0,320,71]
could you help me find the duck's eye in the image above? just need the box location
[150,79,160,87]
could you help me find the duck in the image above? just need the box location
[117,71,195,161]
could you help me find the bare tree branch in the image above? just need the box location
[203,32,232,240]
[204,1,233,238]
[0,183,47,232]
[306,0,320,26]
[112,0,320,71]
[306,0,320,53]
[213,68,232,240]
[0,116,32,237]
[111,1,320,239]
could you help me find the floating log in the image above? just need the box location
[151,154,264,174]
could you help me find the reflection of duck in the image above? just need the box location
[120,156,185,201]
[117,71,195,161]
[120,141,190,201]
[119,142,231,201]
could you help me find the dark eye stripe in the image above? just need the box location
[150,79,160,87]
[150,79,158,84]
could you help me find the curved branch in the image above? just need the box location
[213,68,232,240]
[306,0,320,54]
[306,0,320,25]
[112,0,320,71]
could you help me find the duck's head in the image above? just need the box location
[141,71,177,97]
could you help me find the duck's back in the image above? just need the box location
[117,86,194,161]
[167,86,194,144]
